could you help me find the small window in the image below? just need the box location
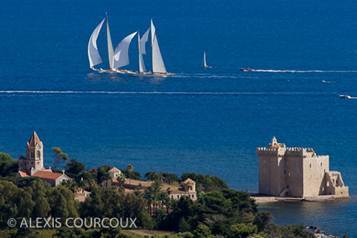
[320,162,322,167]
[309,163,312,168]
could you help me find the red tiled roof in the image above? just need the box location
[32,170,63,180]
[109,167,121,173]
[18,171,29,177]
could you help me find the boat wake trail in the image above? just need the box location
[0,90,333,96]
[173,73,255,79]
[242,69,357,73]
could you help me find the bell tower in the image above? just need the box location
[24,131,44,174]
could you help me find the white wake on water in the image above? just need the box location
[0,90,334,96]
[243,69,357,73]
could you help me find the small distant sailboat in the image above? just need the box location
[203,51,211,69]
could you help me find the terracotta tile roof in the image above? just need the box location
[18,170,29,177]
[28,131,42,146]
[32,170,63,180]
[109,167,121,173]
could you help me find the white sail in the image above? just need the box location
[203,51,208,68]
[106,15,115,69]
[150,20,167,74]
[113,32,137,69]
[140,27,150,55]
[138,33,146,73]
[88,18,105,68]
[138,28,150,73]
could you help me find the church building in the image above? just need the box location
[18,131,71,186]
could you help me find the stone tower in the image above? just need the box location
[257,137,349,198]
[19,131,44,174]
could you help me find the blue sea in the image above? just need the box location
[1,0,357,236]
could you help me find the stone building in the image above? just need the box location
[166,178,197,201]
[257,137,349,198]
[103,167,197,201]
[18,131,71,186]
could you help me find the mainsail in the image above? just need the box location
[113,32,137,69]
[88,18,105,68]
[150,20,167,74]
[138,28,150,73]
[106,15,115,69]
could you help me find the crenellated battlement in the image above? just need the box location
[257,137,349,199]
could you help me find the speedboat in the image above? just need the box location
[339,94,352,100]
[240,68,254,72]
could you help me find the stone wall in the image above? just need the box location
[257,138,349,199]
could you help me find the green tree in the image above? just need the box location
[49,189,69,218]
[0,152,18,177]
[144,180,163,216]
[65,160,85,179]
[96,166,111,183]
[31,180,50,217]
[80,188,104,217]
[181,173,228,192]
[123,164,141,179]
[253,212,271,232]
[178,218,191,232]
[230,223,257,238]
[193,223,213,238]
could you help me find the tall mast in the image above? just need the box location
[106,13,115,69]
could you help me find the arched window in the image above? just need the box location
[36,151,41,160]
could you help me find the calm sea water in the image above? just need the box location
[1,0,357,236]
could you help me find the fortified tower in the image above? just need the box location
[18,131,44,175]
[257,137,349,198]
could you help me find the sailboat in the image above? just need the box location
[88,16,172,77]
[150,20,168,76]
[112,31,137,75]
[88,15,137,74]
[135,20,172,77]
[203,51,211,69]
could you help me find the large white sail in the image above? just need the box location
[138,28,150,73]
[150,20,167,74]
[138,33,146,73]
[88,18,105,68]
[113,32,137,69]
[140,27,150,55]
[106,15,115,69]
